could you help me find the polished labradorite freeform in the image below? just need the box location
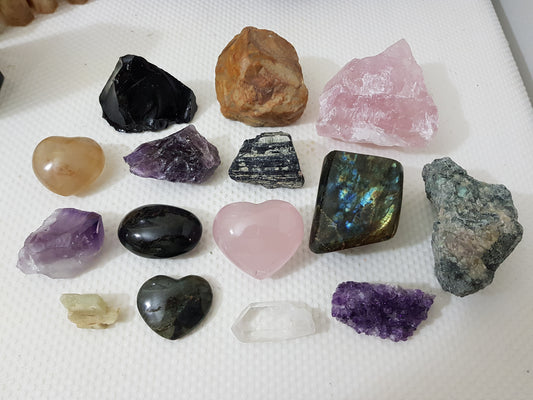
[309,151,403,253]
[118,205,202,258]
[137,275,213,340]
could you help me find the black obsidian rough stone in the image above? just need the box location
[0,71,4,91]
[137,275,213,340]
[118,204,202,258]
[99,55,197,133]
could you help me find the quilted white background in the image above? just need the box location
[1,1,532,399]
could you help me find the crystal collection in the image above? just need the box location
[18,33,523,342]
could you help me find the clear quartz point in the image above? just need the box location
[231,301,316,342]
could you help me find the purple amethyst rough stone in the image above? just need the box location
[331,282,434,341]
[17,208,104,279]
[123,125,221,183]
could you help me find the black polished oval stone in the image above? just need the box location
[118,204,202,258]
[137,275,213,340]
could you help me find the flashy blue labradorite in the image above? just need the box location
[309,151,403,253]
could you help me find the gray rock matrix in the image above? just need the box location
[229,132,304,189]
[422,157,523,297]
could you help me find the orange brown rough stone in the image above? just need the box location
[215,26,308,127]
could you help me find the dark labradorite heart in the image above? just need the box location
[309,151,403,253]
[137,275,213,340]
[118,204,202,258]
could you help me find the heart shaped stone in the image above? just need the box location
[32,136,105,196]
[137,275,213,340]
[213,200,304,279]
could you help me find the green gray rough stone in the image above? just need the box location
[422,157,523,297]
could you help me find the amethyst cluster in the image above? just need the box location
[332,281,434,341]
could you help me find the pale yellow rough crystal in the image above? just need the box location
[60,294,119,329]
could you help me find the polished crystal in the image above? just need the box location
[213,200,304,279]
[309,151,403,253]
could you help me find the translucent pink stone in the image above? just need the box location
[213,200,304,279]
[316,39,438,147]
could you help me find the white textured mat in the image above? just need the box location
[1,1,532,399]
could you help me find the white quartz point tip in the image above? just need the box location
[231,301,316,342]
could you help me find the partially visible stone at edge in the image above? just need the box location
[229,132,304,189]
[215,26,308,127]
[422,157,523,297]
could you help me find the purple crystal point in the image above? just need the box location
[17,208,104,279]
[332,282,435,341]
[124,125,221,183]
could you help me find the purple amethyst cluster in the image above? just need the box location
[332,281,434,341]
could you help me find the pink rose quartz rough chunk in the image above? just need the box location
[316,39,438,147]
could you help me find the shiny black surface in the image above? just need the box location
[118,204,202,258]
[137,275,213,340]
[99,55,197,133]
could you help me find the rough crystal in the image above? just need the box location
[137,275,213,340]
[422,157,523,296]
[309,151,403,253]
[60,294,119,329]
[229,132,304,189]
[17,208,104,279]
[232,301,316,342]
[118,204,202,258]
[316,39,438,147]
[332,282,435,342]
[213,200,304,279]
[124,125,220,184]
[32,136,105,196]
[215,26,308,127]
[99,55,197,132]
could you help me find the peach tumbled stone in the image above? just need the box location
[32,136,105,196]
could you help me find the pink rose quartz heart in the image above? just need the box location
[213,200,304,279]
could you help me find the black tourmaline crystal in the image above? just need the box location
[99,55,197,133]
[228,132,304,189]
[0,71,4,91]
